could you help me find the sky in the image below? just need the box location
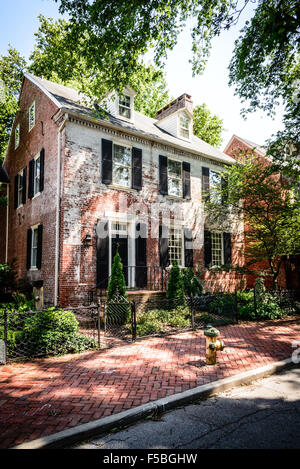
[0,0,284,149]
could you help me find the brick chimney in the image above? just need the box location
[156,94,193,120]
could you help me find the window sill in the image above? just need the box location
[29,267,39,272]
[107,184,138,193]
[165,195,186,201]
[32,191,41,200]
[17,204,24,210]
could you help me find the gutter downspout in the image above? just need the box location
[54,116,67,306]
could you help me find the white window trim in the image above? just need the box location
[115,93,134,123]
[168,225,185,268]
[15,124,20,149]
[17,170,23,208]
[210,231,224,268]
[29,101,36,131]
[167,157,183,198]
[112,141,132,189]
[30,224,39,270]
[177,111,192,141]
[33,153,41,197]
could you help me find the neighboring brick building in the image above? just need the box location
[1,73,245,307]
[224,134,299,290]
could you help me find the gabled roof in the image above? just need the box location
[0,165,10,183]
[224,134,266,157]
[24,72,236,166]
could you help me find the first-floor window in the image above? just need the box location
[169,227,183,266]
[211,231,223,267]
[168,159,182,197]
[113,144,131,187]
[31,227,39,268]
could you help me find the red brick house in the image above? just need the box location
[0,73,245,307]
[224,134,300,290]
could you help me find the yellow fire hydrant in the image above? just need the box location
[204,324,225,365]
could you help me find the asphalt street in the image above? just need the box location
[71,367,300,449]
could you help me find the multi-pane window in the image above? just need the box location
[169,228,183,266]
[210,170,222,204]
[29,101,35,130]
[113,144,131,187]
[111,222,127,235]
[17,171,23,207]
[211,232,223,267]
[118,95,131,119]
[168,159,182,197]
[15,124,20,149]
[179,112,190,139]
[34,155,41,195]
[31,227,39,268]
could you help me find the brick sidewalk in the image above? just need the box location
[0,318,299,448]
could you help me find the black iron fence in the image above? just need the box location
[1,288,298,364]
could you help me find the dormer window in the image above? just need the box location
[118,95,131,119]
[179,112,190,139]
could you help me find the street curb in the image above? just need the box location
[13,357,296,449]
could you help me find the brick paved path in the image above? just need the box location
[0,318,299,448]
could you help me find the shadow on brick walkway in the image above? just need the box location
[0,318,299,448]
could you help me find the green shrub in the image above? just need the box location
[167,261,186,306]
[136,306,190,336]
[208,295,235,317]
[20,308,96,357]
[0,326,21,355]
[182,269,204,297]
[198,312,215,324]
[106,251,130,324]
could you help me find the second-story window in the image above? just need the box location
[29,101,35,131]
[15,124,20,149]
[179,112,190,139]
[168,159,182,197]
[210,170,222,204]
[17,171,23,207]
[113,144,131,187]
[34,155,41,195]
[118,95,131,119]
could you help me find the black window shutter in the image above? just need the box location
[102,139,113,184]
[40,148,45,192]
[36,224,43,269]
[96,220,109,287]
[135,223,147,287]
[223,232,232,266]
[159,155,168,195]
[184,228,193,267]
[221,175,228,205]
[202,167,210,202]
[22,167,27,205]
[14,174,18,209]
[204,230,212,268]
[132,147,142,190]
[159,225,169,267]
[182,162,191,199]
[26,228,32,270]
[28,159,35,199]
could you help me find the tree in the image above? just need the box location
[54,0,299,168]
[0,48,26,163]
[167,260,186,305]
[107,251,128,301]
[193,104,224,147]
[206,155,300,287]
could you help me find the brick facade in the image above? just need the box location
[2,76,246,307]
